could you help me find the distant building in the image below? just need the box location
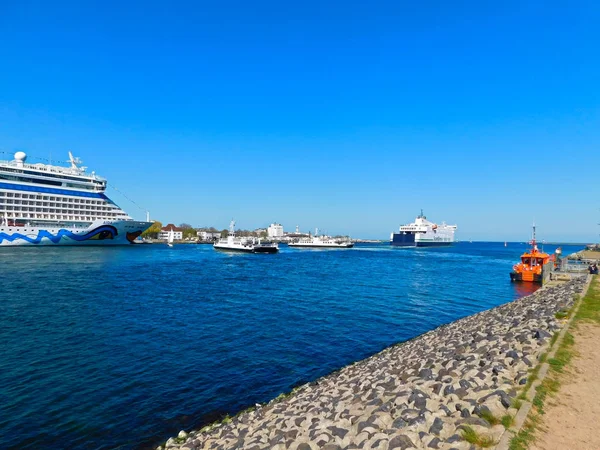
[268,223,284,238]
[197,230,220,241]
[159,224,184,240]
[284,225,309,239]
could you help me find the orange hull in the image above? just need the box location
[510,233,553,283]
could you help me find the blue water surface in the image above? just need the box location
[0,242,582,449]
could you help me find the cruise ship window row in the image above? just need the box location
[0,201,120,212]
[0,213,126,221]
[1,212,124,220]
[0,192,107,204]
[0,206,125,214]
[0,173,103,191]
[0,200,117,210]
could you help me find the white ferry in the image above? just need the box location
[390,211,457,247]
[288,228,354,248]
[0,151,151,246]
[213,221,279,253]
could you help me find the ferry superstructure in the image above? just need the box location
[288,228,354,248]
[390,211,457,247]
[0,151,151,246]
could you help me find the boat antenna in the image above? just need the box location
[531,221,538,251]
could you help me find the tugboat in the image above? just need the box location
[213,220,279,254]
[510,224,554,283]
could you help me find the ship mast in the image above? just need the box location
[530,222,538,252]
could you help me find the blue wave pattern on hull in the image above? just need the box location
[0,225,117,244]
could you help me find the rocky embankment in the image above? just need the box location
[161,278,585,450]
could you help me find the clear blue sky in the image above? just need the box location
[0,1,598,241]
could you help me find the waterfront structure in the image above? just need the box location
[159,224,183,241]
[0,151,151,246]
[267,223,284,238]
[214,220,278,253]
[288,228,353,248]
[390,211,457,247]
[197,230,220,241]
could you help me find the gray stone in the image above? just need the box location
[461,408,471,418]
[506,350,519,359]
[392,417,408,429]
[357,421,371,433]
[458,417,492,428]
[443,385,455,396]
[428,437,442,449]
[447,434,462,443]
[440,404,452,417]
[413,396,427,410]
[454,388,469,399]
[407,414,426,427]
[534,329,552,339]
[297,445,312,450]
[459,379,472,389]
[429,417,444,435]
[500,394,512,408]
[328,426,348,439]
[389,435,416,449]
[419,368,434,380]
[473,404,492,417]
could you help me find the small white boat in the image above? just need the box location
[288,228,354,248]
[213,220,278,254]
[167,229,174,247]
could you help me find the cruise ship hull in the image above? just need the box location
[391,233,454,247]
[0,220,152,246]
[288,242,354,248]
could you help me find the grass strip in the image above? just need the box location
[509,276,599,450]
[461,425,496,448]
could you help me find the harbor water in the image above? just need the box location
[0,242,582,449]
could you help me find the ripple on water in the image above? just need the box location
[0,242,582,449]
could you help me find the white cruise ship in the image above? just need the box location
[0,151,151,246]
[288,228,354,248]
[390,211,457,247]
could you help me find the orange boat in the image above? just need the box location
[510,225,554,283]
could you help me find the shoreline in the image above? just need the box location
[156,277,587,450]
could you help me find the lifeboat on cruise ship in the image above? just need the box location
[510,225,554,283]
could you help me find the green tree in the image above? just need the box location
[142,220,163,239]
[220,229,229,238]
[182,227,198,240]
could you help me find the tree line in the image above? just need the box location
[141,222,268,240]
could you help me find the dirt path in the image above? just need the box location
[531,323,600,450]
